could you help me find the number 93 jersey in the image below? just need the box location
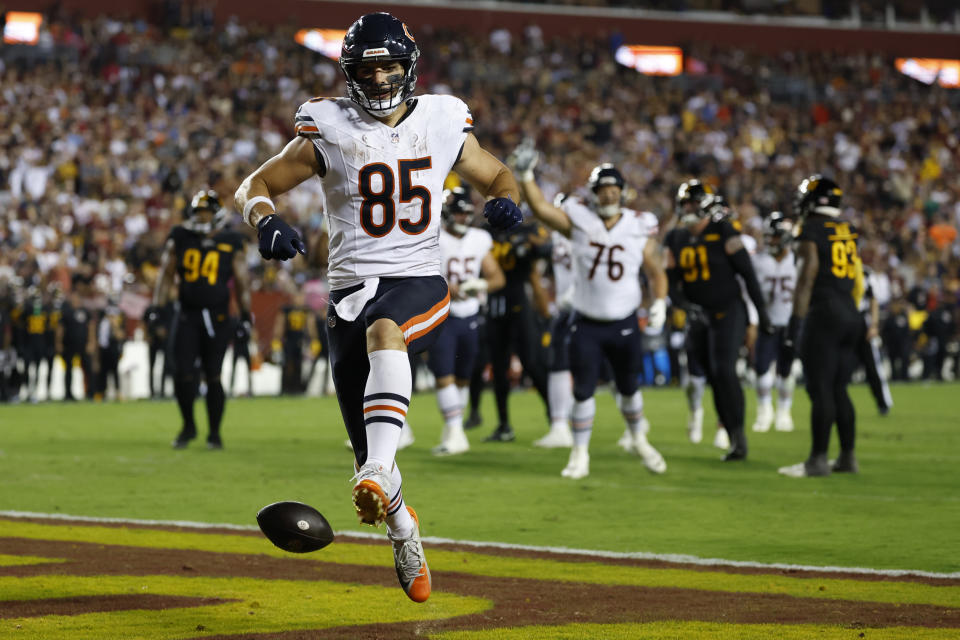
[168,226,245,310]
[562,200,648,321]
[796,216,860,310]
[295,95,474,290]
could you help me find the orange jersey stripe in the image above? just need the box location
[404,307,449,344]
[400,291,451,333]
[296,125,319,133]
[363,404,408,416]
[465,117,473,125]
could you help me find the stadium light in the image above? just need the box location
[3,11,43,45]
[614,45,683,76]
[295,28,347,60]
[895,58,960,88]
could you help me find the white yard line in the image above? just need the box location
[2,510,958,580]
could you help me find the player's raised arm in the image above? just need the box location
[507,139,572,236]
[235,137,319,260]
[454,133,524,231]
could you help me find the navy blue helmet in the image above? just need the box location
[339,13,419,116]
[763,211,794,254]
[587,163,626,193]
[442,186,474,235]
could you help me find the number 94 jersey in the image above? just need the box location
[168,226,244,310]
[295,95,473,290]
[562,200,649,321]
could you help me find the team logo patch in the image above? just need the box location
[328,315,337,328]
[391,132,400,144]
[402,23,416,42]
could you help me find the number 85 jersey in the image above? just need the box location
[295,95,474,290]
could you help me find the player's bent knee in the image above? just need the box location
[366,318,406,352]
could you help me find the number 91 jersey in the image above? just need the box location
[295,95,474,290]
[562,200,648,321]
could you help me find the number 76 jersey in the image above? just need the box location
[295,95,474,290]
[562,199,649,321]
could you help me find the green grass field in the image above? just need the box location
[1,382,958,574]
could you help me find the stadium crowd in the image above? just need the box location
[0,9,958,402]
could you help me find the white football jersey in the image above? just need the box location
[752,250,797,327]
[562,201,648,321]
[295,95,474,289]
[638,210,660,238]
[551,231,575,311]
[439,227,493,318]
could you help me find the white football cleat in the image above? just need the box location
[561,445,590,479]
[431,429,469,456]
[687,407,704,443]
[533,422,574,448]
[775,409,794,432]
[713,426,730,450]
[616,428,634,452]
[752,404,773,432]
[634,435,667,474]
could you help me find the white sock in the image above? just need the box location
[756,368,775,407]
[548,370,573,424]
[619,389,645,435]
[571,397,595,447]
[458,385,469,412]
[363,349,411,470]
[777,374,795,411]
[686,375,706,412]
[436,383,463,433]
[385,462,414,538]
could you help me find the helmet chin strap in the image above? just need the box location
[596,204,620,218]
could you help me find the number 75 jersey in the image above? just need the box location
[295,95,474,290]
[562,199,649,321]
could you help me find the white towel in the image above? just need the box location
[333,278,379,322]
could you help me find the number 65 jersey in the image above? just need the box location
[295,95,474,290]
[561,199,649,322]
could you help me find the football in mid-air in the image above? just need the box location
[256,501,335,553]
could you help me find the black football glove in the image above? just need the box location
[483,197,523,231]
[257,214,305,261]
[784,315,803,356]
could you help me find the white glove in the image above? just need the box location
[459,278,489,297]
[510,138,539,181]
[647,298,667,332]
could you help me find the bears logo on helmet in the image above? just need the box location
[340,13,419,117]
[442,186,474,235]
[763,211,794,255]
[588,164,626,218]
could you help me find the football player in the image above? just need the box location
[664,189,773,462]
[234,12,524,603]
[779,176,864,477]
[512,143,669,479]
[671,181,725,449]
[751,212,798,433]
[428,186,505,455]
[272,291,320,395]
[152,190,251,450]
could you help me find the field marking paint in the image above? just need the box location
[3,510,959,581]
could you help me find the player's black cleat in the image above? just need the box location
[172,429,197,449]
[831,451,858,473]
[722,447,747,462]
[464,411,482,430]
[206,436,223,450]
[484,424,516,442]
